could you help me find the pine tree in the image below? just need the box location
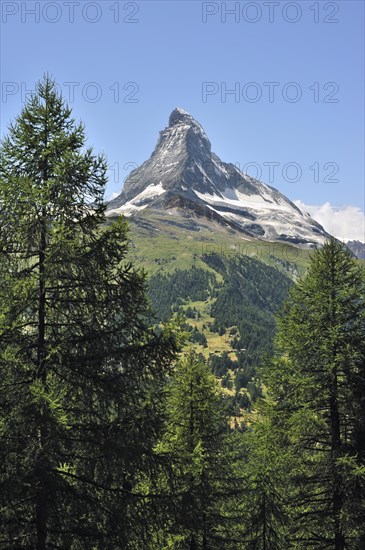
[240,400,292,549]
[0,75,180,549]
[264,238,365,548]
[152,351,244,549]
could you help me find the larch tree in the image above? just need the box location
[240,399,292,550]
[264,238,365,549]
[152,351,244,550]
[0,75,180,549]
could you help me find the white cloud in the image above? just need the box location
[294,201,365,243]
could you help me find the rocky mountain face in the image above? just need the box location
[107,108,329,247]
[346,240,365,259]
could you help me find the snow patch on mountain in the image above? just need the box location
[107,182,165,217]
[194,188,293,212]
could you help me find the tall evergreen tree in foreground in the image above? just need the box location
[240,401,292,549]
[264,238,365,549]
[151,351,243,549]
[0,76,180,549]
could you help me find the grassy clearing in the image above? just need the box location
[180,299,238,360]
[126,209,313,278]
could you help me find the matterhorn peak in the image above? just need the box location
[168,107,193,126]
[165,107,211,150]
[106,109,329,247]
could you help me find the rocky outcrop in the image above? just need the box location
[106,108,330,247]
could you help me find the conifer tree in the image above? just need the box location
[0,75,179,549]
[240,400,292,549]
[153,351,243,549]
[264,238,365,549]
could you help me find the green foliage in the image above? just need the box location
[149,268,217,322]
[263,238,365,548]
[152,351,244,549]
[247,381,262,402]
[205,254,293,370]
[0,76,180,548]
[185,306,198,319]
[190,325,208,347]
[240,401,292,549]
[237,393,251,411]
[209,351,235,376]
[235,369,251,391]
[148,253,292,402]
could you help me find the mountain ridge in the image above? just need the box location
[346,240,365,259]
[107,108,330,248]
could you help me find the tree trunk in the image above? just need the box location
[36,95,50,549]
[36,477,48,550]
[35,215,48,550]
[330,380,345,550]
[263,490,267,550]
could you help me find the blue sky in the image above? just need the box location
[1,0,364,240]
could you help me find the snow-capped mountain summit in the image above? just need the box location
[107,108,329,247]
